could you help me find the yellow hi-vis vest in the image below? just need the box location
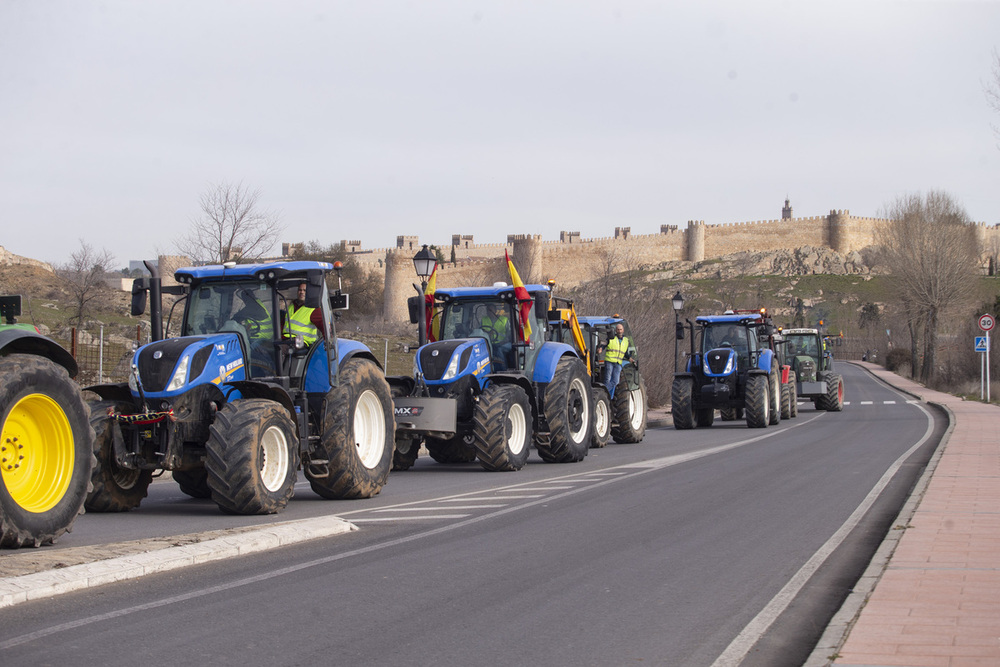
[285,305,318,345]
[605,336,630,365]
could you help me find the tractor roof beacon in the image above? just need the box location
[0,295,95,548]
[387,282,593,472]
[84,260,395,516]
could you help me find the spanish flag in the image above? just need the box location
[425,264,439,342]
[505,250,533,343]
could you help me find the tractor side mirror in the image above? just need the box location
[130,278,149,316]
[406,295,421,324]
[0,295,21,324]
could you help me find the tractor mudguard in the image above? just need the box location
[531,342,577,384]
[0,328,78,376]
[756,348,774,371]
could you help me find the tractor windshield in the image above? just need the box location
[787,335,818,358]
[703,324,748,354]
[184,281,276,346]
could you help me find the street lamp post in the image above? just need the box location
[412,244,437,347]
[672,290,685,370]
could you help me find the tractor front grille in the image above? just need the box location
[705,350,733,375]
[419,340,466,381]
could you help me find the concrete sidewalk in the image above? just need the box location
[816,362,1000,667]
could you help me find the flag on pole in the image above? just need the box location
[425,264,438,342]
[505,250,533,343]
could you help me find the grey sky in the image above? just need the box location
[2,0,998,268]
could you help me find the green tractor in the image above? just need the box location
[783,327,844,411]
[0,295,94,547]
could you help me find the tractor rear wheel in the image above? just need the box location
[720,407,738,421]
[780,382,792,420]
[818,373,845,412]
[308,358,394,499]
[612,375,647,443]
[695,407,715,427]
[590,387,611,448]
[789,375,799,417]
[206,399,298,515]
[472,383,532,471]
[173,469,211,498]
[0,355,94,548]
[86,400,153,512]
[745,375,770,428]
[537,357,591,462]
[671,376,695,430]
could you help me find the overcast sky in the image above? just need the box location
[2,0,998,268]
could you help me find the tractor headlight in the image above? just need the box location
[441,353,461,381]
[166,355,191,392]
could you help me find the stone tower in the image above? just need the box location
[685,221,705,262]
[828,209,850,254]
[156,255,190,288]
[782,198,792,220]
[510,234,543,284]
[382,249,414,323]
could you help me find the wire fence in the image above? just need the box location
[52,324,148,387]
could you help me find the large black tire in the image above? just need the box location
[173,469,211,498]
[818,373,845,412]
[612,375,647,443]
[426,433,478,463]
[472,383,532,471]
[590,387,611,448]
[671,376,695,430]
[780,381,792,420]
[86,399,153,512]
[0,355,94,548]
[744,374,770,428]
[719,407,738,421]
[205,399,298,515]
[392,437,420,471]
[768,366,782,426]
[695,407,715,427]
[308,358,394,499]
[537,357,591,462]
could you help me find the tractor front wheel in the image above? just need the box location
[745,375,770,428]
[86,400,153,513]
[472,383,532,471]
[206,399,298,515]
[671,376,695,430]
[590,387,611,448]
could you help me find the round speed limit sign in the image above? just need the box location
[979,314,995,332]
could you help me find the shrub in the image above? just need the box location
[884,348,910,372]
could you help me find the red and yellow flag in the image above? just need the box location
[505,250,533,343]
[425,264,439,342]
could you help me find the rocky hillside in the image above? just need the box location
[650,245,877,282]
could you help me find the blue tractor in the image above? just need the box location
[84,260,395,515]
[671,312,784,429]
[388,283,592,472]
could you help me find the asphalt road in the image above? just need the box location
[0,363,944,666]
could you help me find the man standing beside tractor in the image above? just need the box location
[598,323,634,399]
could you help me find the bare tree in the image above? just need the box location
[176,182,285,264]
[876,191,981,384]
[60,240,115,325]
[985,48,1000,148]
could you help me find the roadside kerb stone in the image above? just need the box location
[0,515,356,609]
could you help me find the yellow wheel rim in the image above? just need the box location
[1,393,74,513]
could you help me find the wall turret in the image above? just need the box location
[510,234,543,284]
[382,249,414,323]
[686,221,705,262]
[828,209,849,254]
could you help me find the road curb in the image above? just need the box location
[0,515,356,609]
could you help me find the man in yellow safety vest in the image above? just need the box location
[598,323,633,399]
[283,282,320,345]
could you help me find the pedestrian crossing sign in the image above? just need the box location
[975,336,988,352]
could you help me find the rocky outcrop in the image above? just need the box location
[684,245,876,280]
[0,246,54,272]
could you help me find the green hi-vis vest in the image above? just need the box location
[285,305,318,344]
[605,336,630,365]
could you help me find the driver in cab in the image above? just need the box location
[282,282,325,345]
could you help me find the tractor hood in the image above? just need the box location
[702,347,738,378]
[132,333,246,397]
[417,338,491,384]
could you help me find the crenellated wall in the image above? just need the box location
[361,208,996,323]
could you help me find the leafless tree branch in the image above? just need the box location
[176,181,285,264]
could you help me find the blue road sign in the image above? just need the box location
[975,336,988,352]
